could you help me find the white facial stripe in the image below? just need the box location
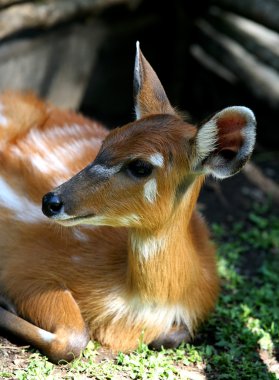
[144,178,157,203]
[0,177,44,223]
[149,153,164,167]
[104,288,194,335]
[0,102,8,127]
[90,164,121,177]
[131,235,166,261]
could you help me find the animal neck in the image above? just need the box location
[126,176,204,304]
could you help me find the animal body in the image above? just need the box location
[0,43,256,363]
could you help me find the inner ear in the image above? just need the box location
[134,42,175,119]
[195,106,256,179]
[217,110,248,154]
[219,149,237,161]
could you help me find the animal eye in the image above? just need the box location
[126,160,153,178]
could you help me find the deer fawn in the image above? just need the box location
[0,43,256,363]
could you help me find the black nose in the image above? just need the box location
[42,192,64,217]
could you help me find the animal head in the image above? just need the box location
[42,42,256,229]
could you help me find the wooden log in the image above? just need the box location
[195,20,279,108]
[0,0,25,8]
[0,20,106,109]
[0,0,135,40]
[211,0,279,34]
[207,8,279,72]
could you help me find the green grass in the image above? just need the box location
[1,202,278,380]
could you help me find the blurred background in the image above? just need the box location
[0,0,278,221]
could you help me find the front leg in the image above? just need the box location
[0,289,89,363]
[149,325,191,350]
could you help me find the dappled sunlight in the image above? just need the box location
[198,205,279,379]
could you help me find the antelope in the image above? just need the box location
[0,43,256,363]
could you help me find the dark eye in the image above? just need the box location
[126,159,153,178]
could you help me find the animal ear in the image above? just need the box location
[134,41,175,119]
[194,106,256,179]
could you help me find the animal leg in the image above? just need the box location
[0,289,89,363]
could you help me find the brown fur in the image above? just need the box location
[2,49,254,362]
[0,92,219,360]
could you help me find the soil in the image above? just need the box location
[0,149,278,378]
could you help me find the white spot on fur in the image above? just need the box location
[11,125,103,185]
[31,153,70,176]
[0,103,8,127]
[38,329,54,343]
[131,234,166,261]
[71,255,82,263]
[73,229,89,242]
[43,123,93,140]
[0,177,44,223]
[144,178,157,203]
[104,288,194,336]
[149,153,164,167]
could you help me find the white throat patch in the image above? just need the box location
[131,234,166,261]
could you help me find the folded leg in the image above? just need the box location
[0,289,89,363]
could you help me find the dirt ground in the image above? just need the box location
[0,149,278,377]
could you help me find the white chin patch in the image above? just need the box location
[57,214,140,228]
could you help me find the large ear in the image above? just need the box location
[194,106,256,179]
[134,41,175,119]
